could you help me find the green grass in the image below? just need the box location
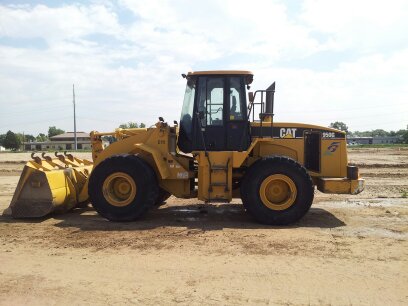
[348,144,408,148]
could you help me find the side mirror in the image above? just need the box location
[248,92,254,103]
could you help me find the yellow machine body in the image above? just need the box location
[90,125,194,198]
[6,70,364,221]
[87,120,364,203]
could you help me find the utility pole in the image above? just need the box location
[73,84,77,151]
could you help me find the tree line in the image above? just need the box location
[330,121,408,143]
[0,126,65,151]
[1,121,405,151]
[0,122,146,151]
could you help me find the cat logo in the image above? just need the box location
[280,128,297,138]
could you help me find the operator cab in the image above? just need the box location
[178,70,253,153]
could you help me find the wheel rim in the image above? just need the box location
[259,174,297,210]
[102,172,137,207]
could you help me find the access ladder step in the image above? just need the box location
[210,165,228,171]
[210,182,227,187]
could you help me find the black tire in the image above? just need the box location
[241,156,314,225]
[88,154,158,221]
[77,200,89,208]
[154,188,171,207]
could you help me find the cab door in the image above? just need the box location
[195,77,226,151]
[226,77,250,151]
[192,76,250,152]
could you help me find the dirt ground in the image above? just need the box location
[0,148,407,305]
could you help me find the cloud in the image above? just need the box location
[0,4,121,43]
[0,0,407,135]
[256,48,408,130]
[300,0,408,53]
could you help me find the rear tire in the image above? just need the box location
[241,156,314,225]
[89,154,158,221]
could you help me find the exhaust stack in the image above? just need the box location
[260,82,275,123]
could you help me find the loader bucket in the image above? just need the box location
[4,152,93,218]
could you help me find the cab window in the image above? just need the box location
[206,78,224,126]
[229,77,244,120]
[197,77,224,126]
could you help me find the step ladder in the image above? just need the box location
[206,155,231,202]
[209,159,229,192]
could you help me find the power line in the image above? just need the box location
[1,104,71,117]
[327,111,407,121]
[0,96,74,106]
[348,120,407,129]
[276,102,406,114]
[0,116,72,131]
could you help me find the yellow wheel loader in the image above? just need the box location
[6,70,364,225]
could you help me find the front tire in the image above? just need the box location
[154,188,171,207]
[241,156,314,225]
[89,154,158,221]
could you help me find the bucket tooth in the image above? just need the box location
[4,156,93,218]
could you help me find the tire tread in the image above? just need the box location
[89,154,158,221]
[241,156,314,225]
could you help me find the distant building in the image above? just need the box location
[347,137,372,145]
[22,132,105,151]
[347,136,402,145]
[372,136,401,144]
[0,146,6,151]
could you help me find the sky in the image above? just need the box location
[0,0,407,135]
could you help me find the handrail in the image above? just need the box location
[247,89,275,138]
